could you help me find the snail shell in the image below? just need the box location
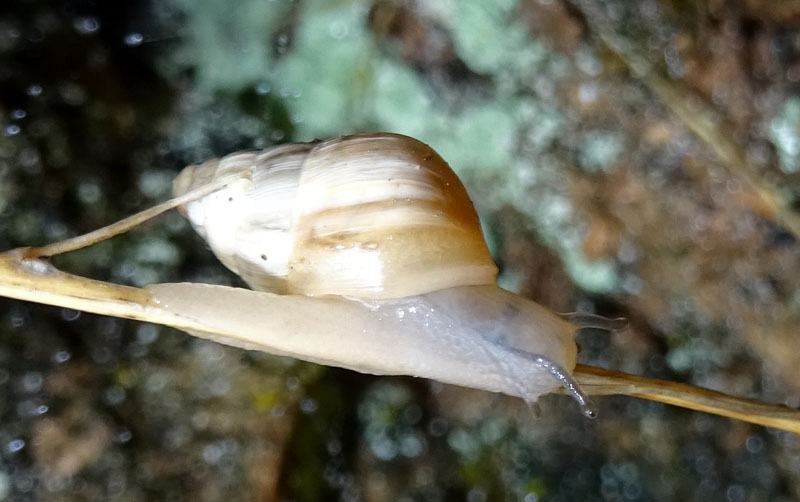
[166,133,595,416]
[173,133,498,299]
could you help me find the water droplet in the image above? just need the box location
[300,398,318,414]
[581,402,598,419]
[26,84,42,96]
[21,372,43,393]
[59,82,87,105]
[3,125,20,136]
[283,376,299,391]
[105,386,126,405]
[578,82,598,104]
[275,33,289,54]
[123,32,143,46]
[746,435,763,453]
[11,109,26,119]
[77,181,101,204]
[428,417,448,436]
[7,439,25,453]
[202,443,224,464]
[136,324,158,344]
[61,308,80,321]
[328,21,348,40]
[73,17,100,34]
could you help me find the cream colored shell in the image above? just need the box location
[173,133,498,299]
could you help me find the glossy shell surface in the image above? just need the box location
[174,133,498,299]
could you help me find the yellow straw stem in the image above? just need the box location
[573,364,800,433]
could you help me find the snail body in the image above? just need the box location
[162,133,595,415]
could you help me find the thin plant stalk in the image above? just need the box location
[572,364,800,434]
[23,171,247,259]
[571,0,800,239]
[0,250,798,433]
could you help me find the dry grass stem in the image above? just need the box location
[25,171,247,259]
[572,0,800,239]
[0,250,797,433]
[573,364,800,433]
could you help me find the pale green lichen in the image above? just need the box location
[160,0,289,90]
[270,0,372,137]
[578,131,623,172]
[769,97,800,174]
[430,0,531,75]
[365,59,434,136]
[159,0,619,293]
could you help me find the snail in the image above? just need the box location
[7,132,797,431]
[149,132,619,417]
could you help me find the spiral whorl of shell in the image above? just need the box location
[174,133,499,299]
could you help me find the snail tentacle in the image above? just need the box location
[496,343,597,418]
[561,312,628,332]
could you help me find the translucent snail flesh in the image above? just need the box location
[153,133,597,416]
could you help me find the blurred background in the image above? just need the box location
[1,0,800,500]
